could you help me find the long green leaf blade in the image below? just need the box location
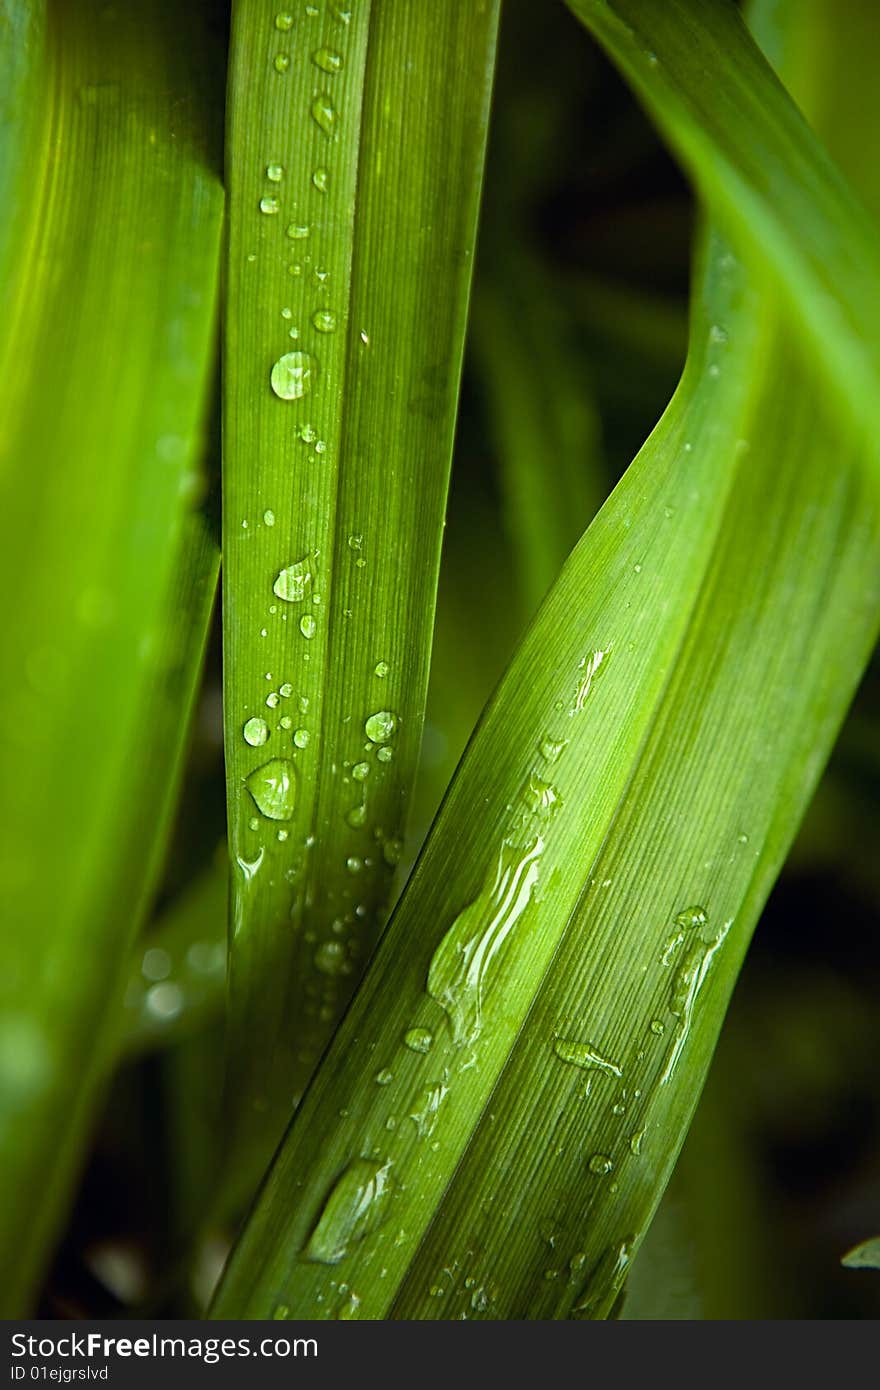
[223,0,500,1164]
[0,0,222,1312]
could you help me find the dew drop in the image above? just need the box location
[375,1069,393,1086]
[376,746,393,764]
[315,941,345,976]
[266,692,280,709]
[403,1028,433,1055]
[243,716,270,747]
[365,710,397,743]
[273,558,312,602]
[312,167,329,193]
[382,838,402,867]
[310,94,337,135]
[266,163,284,182]
[428,837,543,1045]
[246,758,297,820]
[274,53,290,73]
[346,855,362,874]
[312,46,343,73]
[346,804,367,829]
[279,682,293,698]
[270,351,314,400]
[263,509,275,527]
[302,1159,393,1264]
[374,660,389,678]
[300,614,317,639]
[674,904,708,931]
[312,309,338,334]
[539,735,567,763]
[588,1154,613,1176]
[352,761,370,782]
[259,195,280,215]
[293,728,310,749]
[553,1039,621,1077]
[275,11,294,30]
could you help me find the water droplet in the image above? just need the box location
[345,855,362,874]
[266,692,280,709]
[410,1083,448,1138]
[272,1303,290,1319]
[365,710,397,743]
[403,1027,433,1054]
[539,735,567,763]
[571,647,611,714]
[428,838,543,1045]
[275,11,294,30]
[298,695,310,714]
[376,746,393,764]
[246,758,297,820]
[571,1237,633,1318]
[270,351,314,400]
[312,46,343,73]
[145,982,184,1020]
[382,838,402,867]
[274,53,290,73]
[259,195,280,215]
[588,1153,613,1176]
[262,510,276,528]
[662,918,731,1084]
[312,94,336,134]
[352,762,370,782]
[273,558,312,602]
[359,329,370,346]
[266,163,284,182]
[315,941,345,976]
[279,682,293,698]
[312,309,338,333]
[336,1291,360,1320]
[312,167,329,193]
[300,614,317,639]
[649,1019,665,1036]
[629,1129,645,1156]
[347,533,363,551]
[302,1159,393,1264]
[141,947,171,982]
[553,1040,621,1077]
[243,716,270,747]
[375,1069,393,1086]
[346,804,366,828]
[674,905,708,931]
[280,715,293,730]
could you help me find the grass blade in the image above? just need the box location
[222,0,500,1165]
[211,0,879,1319]
[565,0,880,456]
[0,0,222,1312]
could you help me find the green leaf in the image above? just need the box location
[564,0,880,460]
[0,0,222,1313]
[222,0,500,1167]
[841,1238,880,1271]
[211,0,880,1319]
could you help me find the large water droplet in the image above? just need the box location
[553,1039,621,1077]
[266,163,284,182]
[293,728,310,749]
[403,1027,433,1054]
[365,710,397,743]
[312,46,343,73]
[312,309,338,334]
[273,558,312,602]
[311,95,337,136]
[243,716,270,747]
[428,837,543,1045]
[246,758,297,820]
[302,1159,392,1264]
[259,195,280,215]
[661,917,731,1084]
[270,351,314,400]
